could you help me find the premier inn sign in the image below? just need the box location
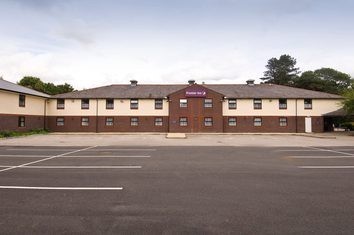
[185,88,207,97]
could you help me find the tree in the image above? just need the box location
[260,54,300,85]
[342,89,354,115]
[18,76,74,95]
[293,68,352,94]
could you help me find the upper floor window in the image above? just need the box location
[204,117,213,126]
[180,99,187,108]
[155,99,163,109]
[228,99,237,109]
[253,99,262,109]
[204,99,213,108]
[130,99,138,109]
[57,99,65,109]
[254,117,262,126]
[106,99,114,109]
[18,116,25,127]
[19,94,25,107]
[279,99,287,109]
[304,99,312,109]
[81,99,89,109]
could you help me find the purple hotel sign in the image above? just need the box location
[185,88,207,97]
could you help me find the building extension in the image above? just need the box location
[0,78,344,133]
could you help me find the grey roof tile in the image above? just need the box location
[0,79,50,98]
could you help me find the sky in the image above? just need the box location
[0,0,353,89]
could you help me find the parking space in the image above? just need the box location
[0,145,354,234]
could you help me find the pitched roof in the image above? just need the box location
[52,83,342,99]
[0,79,50,98]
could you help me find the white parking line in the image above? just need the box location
[298,166,354,169]
[4,149,82,151]
[0,155,50,158]
[0,165,142,169]
[305,146,354,156]
[289,155,354,159]
[0,146,97,173]
[0,186,123,190]
[276,149,323,152]
[86,148,156,151]
[62,155,151,158]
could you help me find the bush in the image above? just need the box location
[340,123,354,131]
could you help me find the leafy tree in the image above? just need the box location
[260,54,300,85]
[342,89,354,115]
[293,68,352,94]
[18,76,74,95]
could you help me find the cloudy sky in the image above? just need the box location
[0,0,353,89]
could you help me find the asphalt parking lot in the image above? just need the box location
[0,144,354,234]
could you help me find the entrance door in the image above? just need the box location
[305,117,312,133]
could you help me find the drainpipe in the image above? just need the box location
[44,99,47,130]
[96,99,99,133]
[295,99,298,133]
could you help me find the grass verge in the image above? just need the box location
[0,129,48,138]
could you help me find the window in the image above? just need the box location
[228,117,237,126]
[105,117,114,126]
[304,99,312,109]
[228,99,237,109]
[279,117,287,126]
[254,117,262,126]
[56,117,64,126]
[253,99,262,109]
[130,117,139,126]
[155,99,163,109]
[179,117,188,126]
[106,99,114,109]
[155,117,163,126]
[204,99,213,108]
[130,99,138,109]
[57,99,65,109]
[180,99,187,108]
[81,99,89,109]
[19,94,25,107]
[81,117,89,126]
[279,99,287,109]
[18,116,25,127]
[204,117,213,126]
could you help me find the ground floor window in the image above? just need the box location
[254,117,262,126]
[131,117,139,126]
[279,117,287,126]
[81,117,89,126]
[56,117,64,126]
[179,117,188,126]
[155,117,163,126]
[228,117,237,126]
[204,117,213,126]
[18,116,25,127]
[106,117,114,126]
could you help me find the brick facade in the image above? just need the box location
[0,114,45,132]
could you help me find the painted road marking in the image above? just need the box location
[4,149,84,152]
[305,146,354,156]
[86,148,157,151]
[62,155,151,158]
[275,150,325,152]
[298,166,354,169]
[0,146,98,173]
[0,186,123,190]
[0,155,50,158]
[0,165,142,169]
[288,155,354,159]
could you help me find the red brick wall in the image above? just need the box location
[0,114,45,132]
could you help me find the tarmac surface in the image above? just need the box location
[0,143,354,234]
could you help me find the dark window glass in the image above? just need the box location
[106,117,114,126]
[56,117,64,126]
[57,99,65,109]
[130,99,139,109]
[279,117,287,126]
[179,117,188,126]
[106,99,114,109]
[180,99,187,108]
[18,116,25,127]
[81,99,89,109]
[81,117,89,126]
[130,117,139,126]
[204,117,213,126]
[155,117,163,126]
[254,117,262,126]
[19,94,25,107]
[228,99,237,109]
[155,99,163,109]
[254,99,262,109]
[228,117,237,126]
[279,99,287,109]
[304,99,312,109]
[204,99,213,108]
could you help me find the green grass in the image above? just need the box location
[0,129,48,138]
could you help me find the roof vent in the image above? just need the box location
[188,79,195,85]
[246,79,255,86]
[130,80,138,86]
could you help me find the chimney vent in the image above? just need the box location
[130,80,138,86]
[246,79,255,86]
[188,79,195,85]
